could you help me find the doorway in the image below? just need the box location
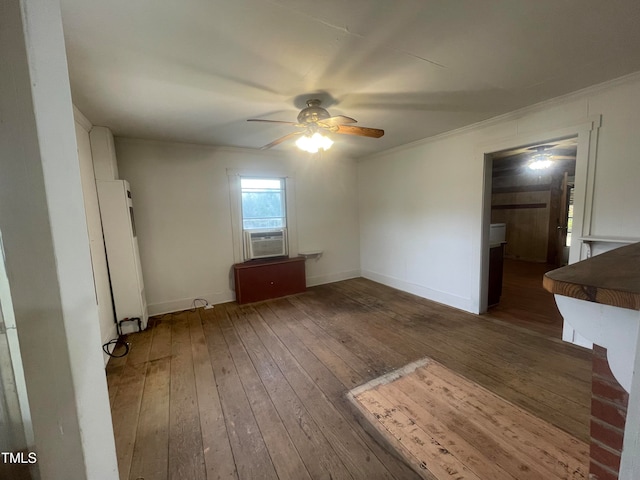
[484,137,577,338]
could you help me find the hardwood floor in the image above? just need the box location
[351,359,589,480]
[487,259,565,338]
[106,278,592,480]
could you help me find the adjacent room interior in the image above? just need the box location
[485,137,578,338]
[2,1,640,480]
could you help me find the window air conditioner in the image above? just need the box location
[244,229,288,260]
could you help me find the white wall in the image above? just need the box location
[358,73,640,314]
[359,136,481,312]
[116,139,361,315]
[74,112,118,362]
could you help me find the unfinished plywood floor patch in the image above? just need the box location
[349,358,589,480]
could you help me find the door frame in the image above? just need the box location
[477,117,601,343]
[556,171,571,266]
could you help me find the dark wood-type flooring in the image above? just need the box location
[106,278,592,480]
[487,259,565,338]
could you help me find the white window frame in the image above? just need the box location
[227,168,298,263]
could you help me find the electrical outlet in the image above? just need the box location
[204,304,214,310]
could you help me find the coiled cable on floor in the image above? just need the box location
[102,338,130,358]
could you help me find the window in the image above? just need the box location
[241,177,286,230]
[228,169,297,264]
[566,185,574,247]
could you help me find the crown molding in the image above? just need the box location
[361,70,640,162]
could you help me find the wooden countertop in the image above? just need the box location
[543,242,640,311]
[233,256,304,269]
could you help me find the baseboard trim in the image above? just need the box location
[145,271,362,316]
[147,291,235,316]
[306,269,361,287]
[360,269,474,313]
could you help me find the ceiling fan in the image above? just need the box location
[247,99,384,152]
[526,144,575,160]
[526,144,579,170]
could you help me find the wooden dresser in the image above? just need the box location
[233,256,306,305]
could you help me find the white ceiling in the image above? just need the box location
[60,0,640,158]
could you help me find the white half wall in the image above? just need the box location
[115,140,361,314]
[358,73,640,314]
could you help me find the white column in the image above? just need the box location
[0,0,119,478]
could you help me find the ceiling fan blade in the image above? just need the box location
[260,131,302,150]
[335,125,384,138]
[248,119,298,125]
[527,144,557,152]
[318,115,357,127]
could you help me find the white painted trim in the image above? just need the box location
[285,177,299,258]
[306,269,360,287]
[555,295,639,391]
[90,126,119,181]
[146,269,361,313]
[360,70,639,162]
[227,173,244,264]
[147,292,235,316]
[226,168,296,180]
[574,123,597,252]
[72,105,92,132]
[3,0,118,476]
[226,168,299,264]
[361,269,474,313]
[478,153,493,315]
[477,117,601,318]
[580,235,640,243]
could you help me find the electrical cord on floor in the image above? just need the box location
[102,337,130,358]
[191,298,210,311]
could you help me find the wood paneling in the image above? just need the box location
[492,190,552,262]
[107,278,592,479]
[492,184,553,194]
[492,202,547,209]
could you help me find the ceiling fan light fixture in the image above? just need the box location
[248,98,383,150]
[528,152,553,170]
[295,132,333,153]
